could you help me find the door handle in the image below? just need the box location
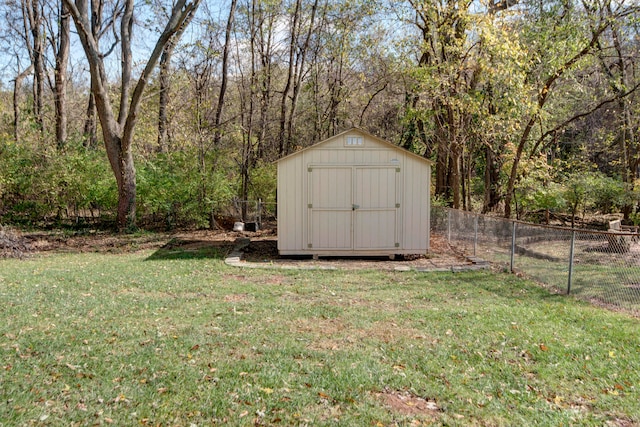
[352,204,359,210]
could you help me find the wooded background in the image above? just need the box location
[1,0,639,229]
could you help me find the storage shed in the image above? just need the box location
[277,128,432,257]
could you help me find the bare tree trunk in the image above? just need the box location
[285,0,319,153]
[239,0,259,218]
[434,108,450,200]
[450,140,462,209]
[482,146,502,213]
[157,45,173,152]
[212,0,237,147]
[54,1,70,149]
[327,52,345,137]
[255,2,278,161]
[278,0,301,156]
[83,94,98,148]
[12,63,33,143]
[83,0,104,148]
[27,0,45,133]
[609,16,634,220]
[158,2,197,152]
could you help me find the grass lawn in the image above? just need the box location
[1,243,639,426]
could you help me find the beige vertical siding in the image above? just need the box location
[277,129,431,255]
[277,151,305,252]
[401,152,431,251]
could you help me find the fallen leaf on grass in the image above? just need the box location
[539,344,549,352]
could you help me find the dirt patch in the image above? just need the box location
[241,234,470,270]
[24,231,171,254]
[376,388,440,418]
[11,224,470,271]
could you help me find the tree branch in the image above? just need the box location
[122,0,201,149]
[530,78,640,157]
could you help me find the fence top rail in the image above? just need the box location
[440,207,639,236]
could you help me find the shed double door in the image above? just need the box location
[308,166,399,251]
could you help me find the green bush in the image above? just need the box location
[0,139,116,226]
[137,150,236,229]
[588,174,635,213]
[248,162,277,215]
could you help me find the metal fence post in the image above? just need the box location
[474,215,478,256]
[510,222,517,273]
[567,230,576,295]
[447,209,451,243]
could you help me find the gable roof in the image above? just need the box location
[276,127,433,165]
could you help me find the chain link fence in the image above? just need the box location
[432,206,640,316]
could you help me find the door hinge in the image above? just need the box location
[395,203,400,208]
[308,243,313,248]
[308,203,313,208]
[308,167,312,172]
[395,243,400,248]
[395,167,400,172]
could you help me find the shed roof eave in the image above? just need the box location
[275,127,434,166]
